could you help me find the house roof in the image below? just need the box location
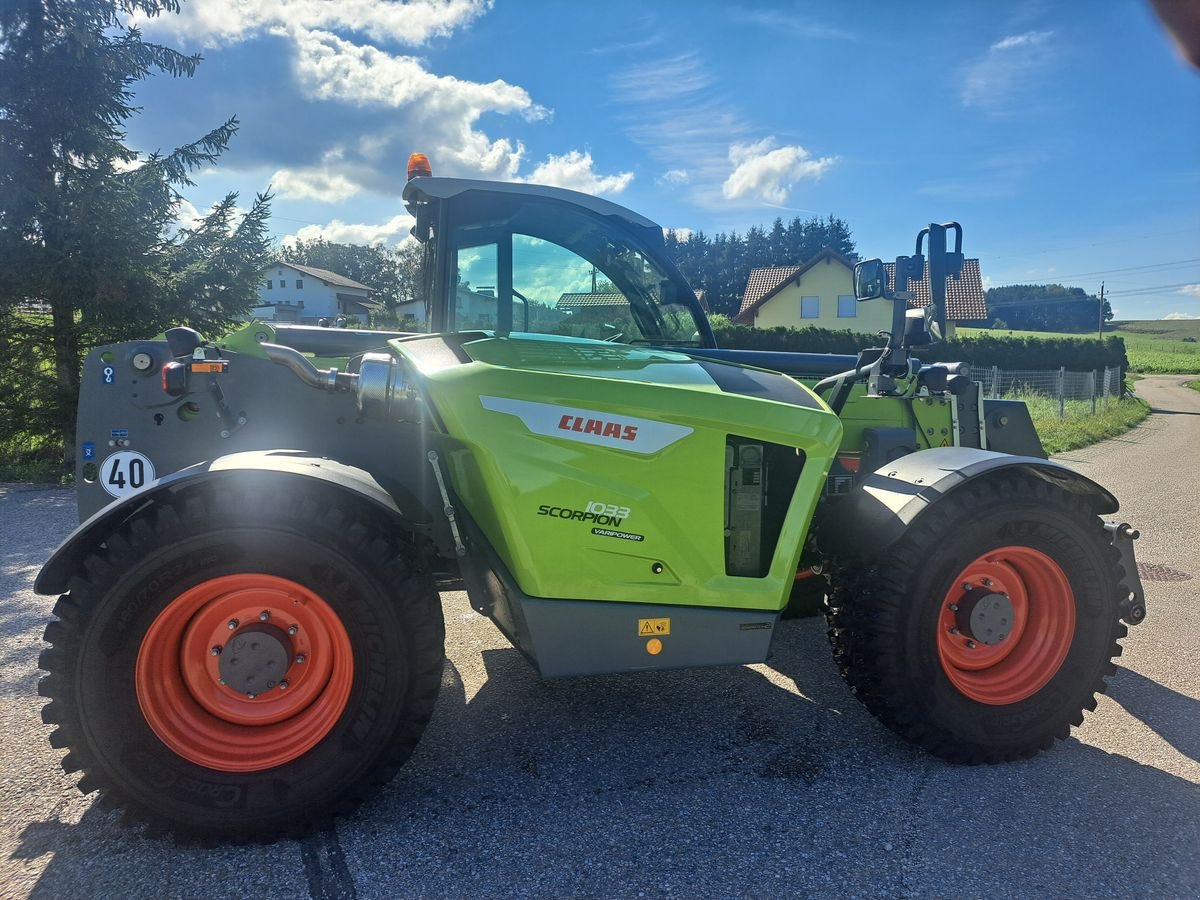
[336,292,382,310]
[884,258,987,322]
[556,292,626,309]
[275,262,374,292]
[734,248,855,324]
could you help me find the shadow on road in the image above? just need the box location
[1108,666,1200,763]
[13,620,1200,898]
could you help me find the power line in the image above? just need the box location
[1106,282,1199,296]
[1047,258,1200,281]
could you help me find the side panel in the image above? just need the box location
[74,342,443,524]
[416,350,843,613]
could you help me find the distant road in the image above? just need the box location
[1,377,1197,898]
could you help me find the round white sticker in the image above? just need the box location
[100,451,156,499]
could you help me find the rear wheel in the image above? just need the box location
[825,475,1127,762]
[39,482,445,841]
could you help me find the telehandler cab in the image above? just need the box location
[36,156,1146,840]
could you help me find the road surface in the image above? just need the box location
[1,375,1197,898]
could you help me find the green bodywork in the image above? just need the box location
[397,332,842,613]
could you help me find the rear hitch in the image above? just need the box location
[1104,521,1147,626]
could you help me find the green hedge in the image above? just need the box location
[712,325,1129,372]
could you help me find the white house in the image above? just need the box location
[254,262,381,324]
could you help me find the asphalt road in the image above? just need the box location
[2,375,1198,899]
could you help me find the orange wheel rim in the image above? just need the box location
[936,546,1075,705]
[136,574,353,772]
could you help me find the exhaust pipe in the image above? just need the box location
[262,343,356,391]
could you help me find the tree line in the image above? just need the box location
[983,284,1113,332]
[667,215,857,317]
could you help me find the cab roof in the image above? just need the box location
[401,176,662,236]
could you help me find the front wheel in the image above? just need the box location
[825,475,1128,763]
[39,482,445,841]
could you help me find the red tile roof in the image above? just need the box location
[556,292,627,309]
[735,248,856,324]
[884,259,987,322]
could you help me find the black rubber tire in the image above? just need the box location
[38,479,445,842]
[824,474,1127,763]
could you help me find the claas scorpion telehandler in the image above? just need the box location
[36,154,1145,840]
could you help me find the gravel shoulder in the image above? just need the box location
[1,377,1197,898]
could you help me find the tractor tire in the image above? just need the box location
[38,482,445,842]
[824,474,1127,763]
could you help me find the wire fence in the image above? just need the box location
[968,365,1124,417]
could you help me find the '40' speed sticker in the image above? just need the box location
[100,450,156,499]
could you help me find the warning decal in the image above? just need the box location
[938,438,950,447]
[637,618,670,637]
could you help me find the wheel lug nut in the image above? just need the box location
[962,583,973,591]
[279,680,289,691]
[295,654,306,665]
[259,610,271,622]
[227,619,239,630]
[982,579,992,587]
[966,640,977,649]
[210,645,222,656]
[287,625,298,636]
[246,692,256,699]
[949,604,959,612]
[949,627,960,635]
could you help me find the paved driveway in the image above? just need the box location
[2,376,1197,898]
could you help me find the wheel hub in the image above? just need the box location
[218,623,292,694]
[956,590,1014,645]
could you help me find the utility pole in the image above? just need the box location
[1098,280,1105,339]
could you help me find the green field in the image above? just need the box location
[959,320,1200,374]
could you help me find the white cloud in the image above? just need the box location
[658,169,689,185]
[722,138,835,204]
[664,227,694,241]
[610,52,713,103]
[521,151,633,196]
[131,0,491,49]
[287,27,543,181]
[272,166,361,202]
[1178,284,1200,297]
[282,213,416,247]
[1163,311,1200,320]
[730,7,855,41]
[962,30,1054,113]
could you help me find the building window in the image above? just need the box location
[838,295,856,317]
[295,279,303,289]
[801,296,820,319]
[266,279,273,289]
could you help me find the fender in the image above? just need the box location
[815,446,1120,559]
[36,449,451,595]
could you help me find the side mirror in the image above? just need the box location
[853,258,887,300]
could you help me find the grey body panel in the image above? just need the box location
[815,446,1120,559]
[37,452,451,595]
[74,342,447,523]
[455,508,778,678]
[521,598,778,678]
[983,399,1047,458]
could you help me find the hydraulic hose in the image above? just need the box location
[262,343,356,391]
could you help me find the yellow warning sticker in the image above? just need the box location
[638,618,670,637]
[938,438,950,447]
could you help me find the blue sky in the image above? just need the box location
[125,0,1200,321]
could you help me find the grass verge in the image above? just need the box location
[1188,380,1200,393]
[1018,394,1150,454]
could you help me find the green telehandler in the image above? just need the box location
[36,158,1146,841]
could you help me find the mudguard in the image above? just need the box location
[36,449,451,595]
[815,446,1120,559]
